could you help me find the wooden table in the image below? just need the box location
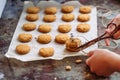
[1,0,120,80]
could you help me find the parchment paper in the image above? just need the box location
[5,1,98,62]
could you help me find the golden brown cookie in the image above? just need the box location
[44,7,57,14]
[58,24,72,33]
[66,38,82,52]
[77,23,90,32]
[37,34,52,44]
[61,5,74,13]
[26,14,39,21]
[55,34,70,44]
[77,14,90,22]
[26,6,40,14]
[43,14,56,22]
[22,22,36,31]
[39,47,54,57]
[38,24,52,33]
[18,33,32,42]
[16,44,30,55]
[79,6,91,14]
[62,14,74,22]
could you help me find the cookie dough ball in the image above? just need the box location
[39,47,54,57]
[61,5,74,13]
[38,24,52,33]
[37,34,52,44]
[62,14,74,22]
[22,22,36,31]
[26,6,40,14]
[79,6,91,14]
[44,7,57,14]
[18,33,32,42]
[16,44,30,55]
[43,15,56,22]
[55,34,70,44]
[58,24,72,33]
[66,38,82,52]
[77,14,90,22]
[26,14,39,21]
[77,23,90,33]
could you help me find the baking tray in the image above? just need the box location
[5,1,98,61]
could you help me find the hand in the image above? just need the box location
[86,49,120,77]
[105,14,120,46]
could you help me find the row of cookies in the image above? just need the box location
[26,13,90,22]
[18,33,69,44]
[26,5,91,14]
[22,23,90,33]
[16,44,54,57]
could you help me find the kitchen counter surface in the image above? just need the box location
[1,0,120,80]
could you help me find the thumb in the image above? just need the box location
[86,58,90,65]
[86,50,95,65]
[86,57,92,66]
[87,50,94,57]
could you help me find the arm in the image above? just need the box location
[86,49,120,77]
